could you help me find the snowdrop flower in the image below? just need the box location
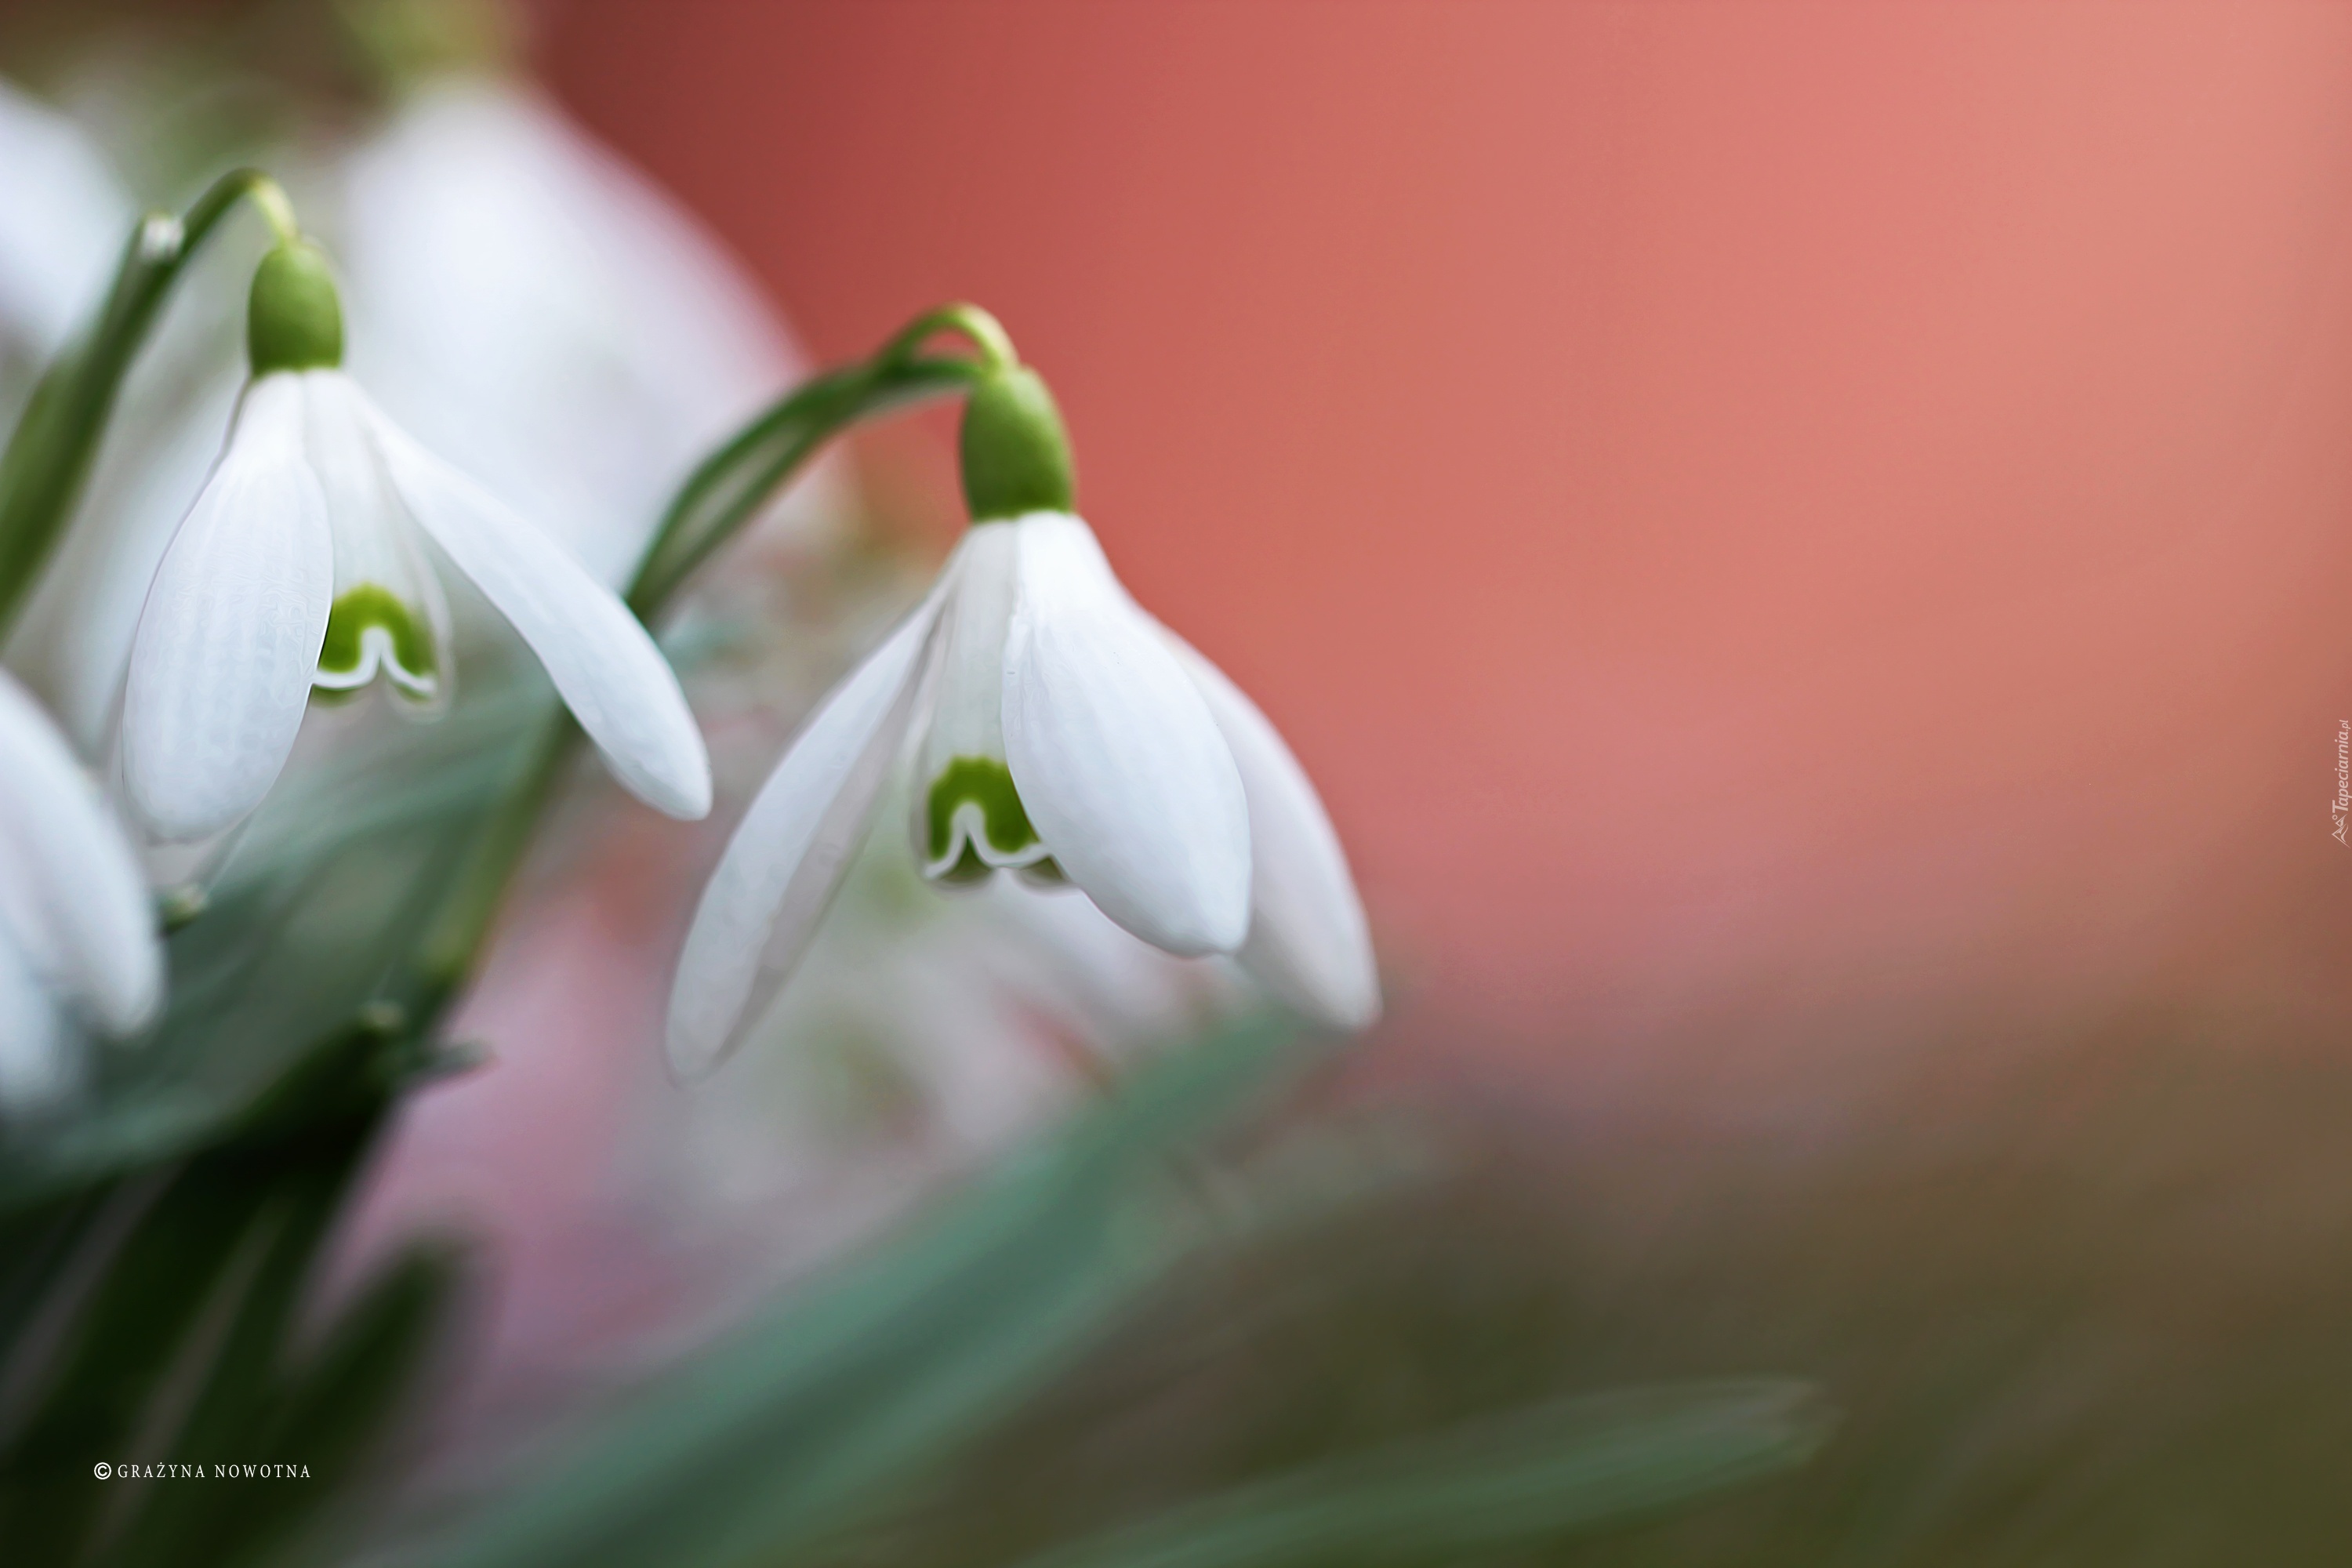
[342,76,817,588]
[668,361,1377,1076]
[0,75,131,364]
[0,670,162,1107]
[122,238,711,843]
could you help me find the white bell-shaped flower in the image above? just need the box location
[342,75,817,588]
[0,75,131,362]
[0,670,163,1107]
[667,365,1376,1077]
[121,241,711,843]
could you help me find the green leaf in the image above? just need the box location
[0,1154,293,1559]
[0,666,545,1216]
[215,1241,461,1568]
[93,1128,372,1568]
[1004,1381,1833,1568]
[423,1014,1318,1568]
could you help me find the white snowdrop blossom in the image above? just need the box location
[669,482,1378,1077]
[121,242,710,844]
[0,670,163,1107]
[342,77,818,587]
[0,76,132,362]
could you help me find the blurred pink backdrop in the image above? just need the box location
[539,0,2352,1065]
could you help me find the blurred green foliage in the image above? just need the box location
[862,1025,2352,1566]
[395,1018,1824,1568]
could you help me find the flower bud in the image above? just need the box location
[246,240,344,375]
[960,364,1074,522]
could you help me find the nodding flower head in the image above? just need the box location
[666,355,1377,1080]
[122,239,711,844]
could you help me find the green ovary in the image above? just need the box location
[926,756,1040,870]
[315,584,437,692]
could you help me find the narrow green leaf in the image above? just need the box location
[96,1129,373,1568]
[1006,1381,1834,1568]
[0,1160,273,1560]
[210,1242,462,1568]
[426,1015,1316,1568]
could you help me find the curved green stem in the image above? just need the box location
[875,302,1018,376]
[400,308,1014,1007]
[0,168,298,638]
[627,353,985,617]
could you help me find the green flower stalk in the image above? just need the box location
[0,169,298,641]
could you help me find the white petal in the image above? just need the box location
[122,375,333,843]
[667,591,945,1078]
[0,670,162,1035]
[909,525,1051,877]
[1160,634,1380,1030]
[0,927,76,1110]
[365,392,711,818]
[1000,514,1250,956]
[299,372,450,706]
[3,373,244,759]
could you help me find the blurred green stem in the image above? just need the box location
[400,305,1009,1011]
[0,169,297,640]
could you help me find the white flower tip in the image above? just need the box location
[1238,875,1381,1033]
[90,937,167,1040]
[661,882,771,1083]
[648,744,714,822]
[122,768,251,847]
[1312,962,1383,1033]
[1247,923,1382,1033]
[663,1005,726,1083]
[591,711,711,821]
[1134,854,1254,957]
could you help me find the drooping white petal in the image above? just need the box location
[0,670,162,1036]
[1160,633,1380,1030]
[122,374,334,843]
[299,372,450,706]
[1000,514,1250,956]
[0,926,75,1110]
[364,390,711,818]
[667,591,946,1079]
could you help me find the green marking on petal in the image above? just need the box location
[316,583,437,692]
[937,841,996,885]
[925,755,1040,864]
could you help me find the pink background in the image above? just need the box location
[541,1,2352,1065]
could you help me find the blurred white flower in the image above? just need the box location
[123,358,712,843]
[666,844,1241,1211]
[0,74,130,363]
[6,366,238,759]
[667,510,1378,1078]
[0,80,247,761]
[340,76,816,588]
[0,669,162,1107]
